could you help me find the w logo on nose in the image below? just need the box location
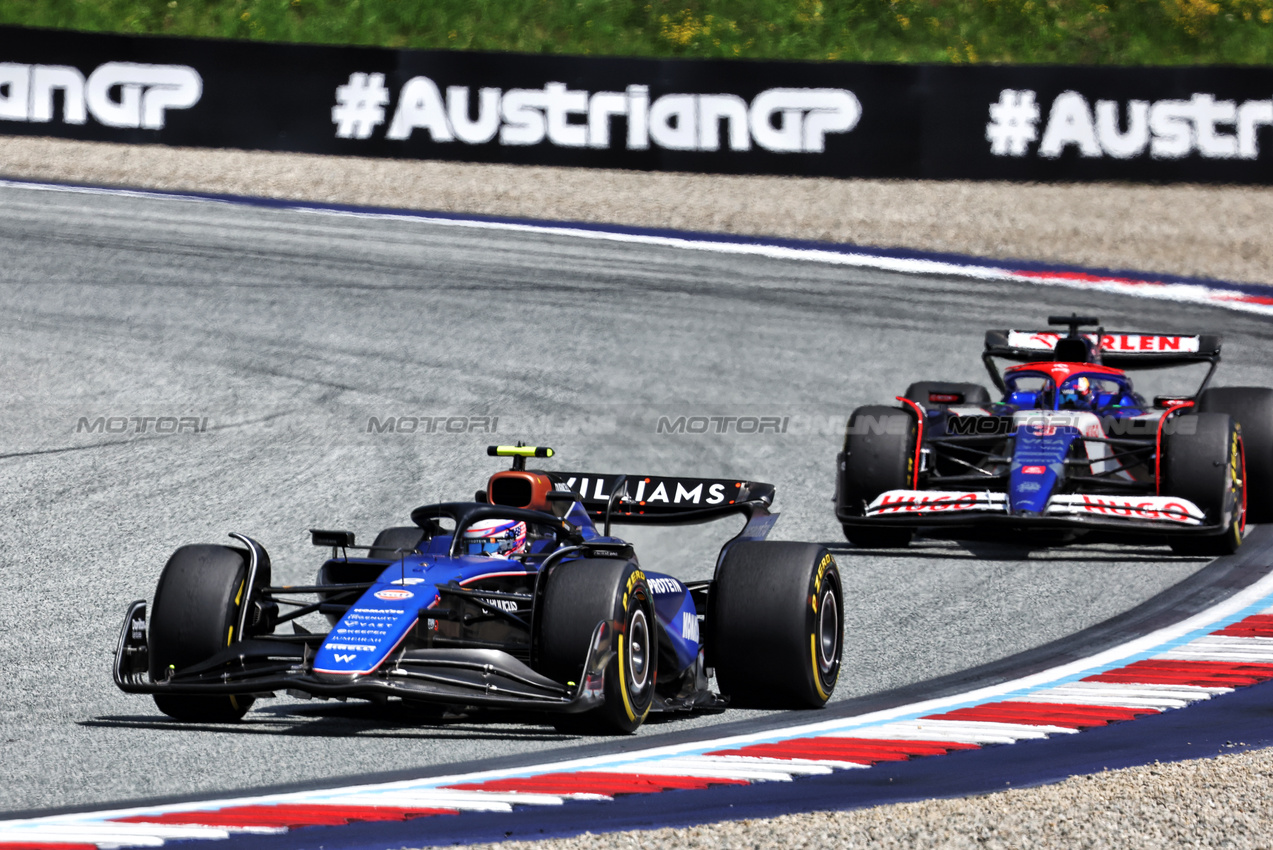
[333,653,357,663]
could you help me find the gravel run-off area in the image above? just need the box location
[2,136,1273,285]
[2,134,1272,848]
[461,751,1273,850]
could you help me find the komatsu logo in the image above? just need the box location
[0,62,202,129]
[333,72,861,154]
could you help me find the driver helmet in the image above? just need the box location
[463,518,528,557]
[1059,376,1093,409]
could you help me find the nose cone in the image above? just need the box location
[1008,418,1078,514]
[1008,461,1059,514]
[312,583,429,677]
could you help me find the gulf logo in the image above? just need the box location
[374,588,414,601]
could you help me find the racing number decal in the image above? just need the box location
[810,553,837,702]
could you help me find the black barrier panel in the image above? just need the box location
[2,25,1272,183]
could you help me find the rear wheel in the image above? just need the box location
[1196,387,1273,522]
[149,544,268,722]
[840,404,917,548]
[536,558,656,734]
[1162,413,1245,556]
[710,542,842,708]
[904,381,991,409]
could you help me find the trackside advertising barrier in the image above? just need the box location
[2,25,1273,183]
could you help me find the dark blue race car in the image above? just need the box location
[836,315,1273,555]
[115,446,843,733]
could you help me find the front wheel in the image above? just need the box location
[535,558,656,734]
[148,544,269,722]
[839,404,918,548]
[1162,413,1245,556]
[1196,387,1273,522]
[710,542,843,708]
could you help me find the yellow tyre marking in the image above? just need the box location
[810,552,837,702]
[617,634,638,722]
[227,579,246,713]
[227,580,246,647]
[616,569,651,724]
[810,634,830,702]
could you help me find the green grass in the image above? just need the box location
[3,0,1272,65]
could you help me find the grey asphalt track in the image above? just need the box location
[1,182,1270,813]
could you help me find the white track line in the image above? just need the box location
[2,178,1270,316]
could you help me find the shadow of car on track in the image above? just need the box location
[80,703,578,742]
[821,539,1213,563]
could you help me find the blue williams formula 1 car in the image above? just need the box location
[114,446,843,733]
[835,315,1273,555]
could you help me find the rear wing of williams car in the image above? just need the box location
[553,471,775,525]
[982,329,1222,391]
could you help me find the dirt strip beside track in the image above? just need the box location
[1,135,1271,286]
[457,748,1273,850]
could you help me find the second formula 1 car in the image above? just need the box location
[836,315,1273,554]
[115,446,842,733]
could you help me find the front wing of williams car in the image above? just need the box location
[113,512,619,714]
[113,462,781,719]
[114,600,616,712]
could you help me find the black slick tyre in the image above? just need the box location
[710,541,843,709]
[904,381,991,409]
[535,558,655,734]
[1197,387,1273,522]
[840,404,917,548]
[1162,413,1246,556]
[148,544,267,722]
